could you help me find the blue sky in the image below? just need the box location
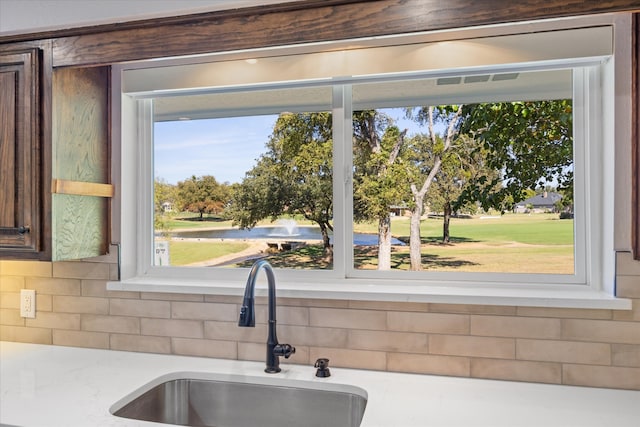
[154,115,277,185]
[153,109,422,185]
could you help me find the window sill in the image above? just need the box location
[106,277,632,310]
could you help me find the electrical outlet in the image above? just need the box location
[20,289,36,318]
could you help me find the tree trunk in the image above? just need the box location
[319,222,333,258]
[378,215,392,270]
[442,202,451,243]
[409,198,423,271]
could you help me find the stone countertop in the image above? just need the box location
[1,341,638,427]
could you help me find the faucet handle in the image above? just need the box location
[274,343,296,358]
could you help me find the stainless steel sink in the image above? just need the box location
[110,372,367,427]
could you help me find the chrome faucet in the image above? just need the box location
[238,260,295,373]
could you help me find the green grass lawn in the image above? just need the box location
[382,213,573,246]
[167,240,249,265]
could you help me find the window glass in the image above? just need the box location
[351,72,574,274]
[152,87,334,269]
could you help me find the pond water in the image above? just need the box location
[172,226,405,246]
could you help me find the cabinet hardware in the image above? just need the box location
[52,179,114,198]
[0,226,30,235]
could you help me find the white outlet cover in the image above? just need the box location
[20,289,36,318]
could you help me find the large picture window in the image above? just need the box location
[112,19,626,306]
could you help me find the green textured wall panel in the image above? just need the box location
[52,66,109,261]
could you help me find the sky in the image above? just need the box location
[153,109,421,185]
[154,115,277,185]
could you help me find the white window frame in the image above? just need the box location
[108,14,633,309]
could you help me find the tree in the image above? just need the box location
[404,105,464,270]
[427,135,492,242]
[177,175,230,219]
[154,177,178,235]
[228,112,334,256]
[458,100,573,211]
[353,110,410,270]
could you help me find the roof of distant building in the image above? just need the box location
[518,192,563,207]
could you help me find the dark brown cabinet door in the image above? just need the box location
[0,48,42,258]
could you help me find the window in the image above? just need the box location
[111,17,631,308]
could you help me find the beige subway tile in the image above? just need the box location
[283,344,310,366]
[205,320,268,343]
[255,305,309,326]
[612,300,640,321]
[615,276,640,299]
[110,298,170,318]
[81,314,140,334]
[348,330,428,353]
[563,364,640,390]
[0,292,19,309]
[348,300,429,312]
[279,325,349,348]
[82,279,139,299]
[309,347,387,370]
[141,318,203,338]
[0,276,24,292]
[517,306,612,320]
[52,261,110,280]
[309,307,386,330]
[52,330,109,349]
[471,315,561,339]
[26,277,81,295]
[0,309,24,326]
[239,342,310,365]
[388,353,470,376]
[278,298,349,309]
[388,311,469,334]
[612,344,640,367]
[430,335,515,359]
[36,294,52,312]
[173,338,237,359]
[238,341,264,362]
[26,312,80,330]
[0,325,51,344]
[562,319,640,344]
[53,295,109,314]
[205,295,242,304]
[0,261,52,277]
[110,334,171,353]
[429,304,517,316]
[143,292,203,302]
[516,339,611,365]
[171,301,237,321]
[471,359,561,384]
[616,252,640,276]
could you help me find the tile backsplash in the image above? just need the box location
[1,253,638,390]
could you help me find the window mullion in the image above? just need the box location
[332,85,354,277]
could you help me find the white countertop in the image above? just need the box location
[1,341,638,427]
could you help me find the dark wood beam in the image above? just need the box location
[15,0,637,68]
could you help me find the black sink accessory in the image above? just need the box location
[315,358,331,377]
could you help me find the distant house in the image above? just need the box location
[514,192,562,213]
[161,201,174,212]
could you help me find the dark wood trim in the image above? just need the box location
[633,13,640,259]
[0,0,357,44]
[0,0,630,68]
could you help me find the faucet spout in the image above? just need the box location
[238,260,295,373]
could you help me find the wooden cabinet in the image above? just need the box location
[0,47,44,259]
[0,42,111,261]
